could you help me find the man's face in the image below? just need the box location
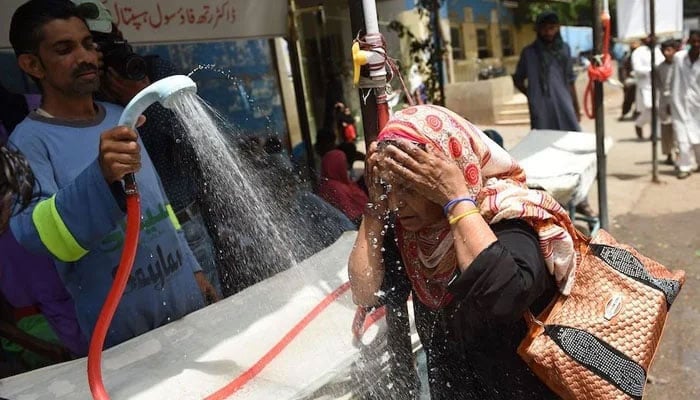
[689,34,700,52]
[537,23,560,43]
[25,17,100,97]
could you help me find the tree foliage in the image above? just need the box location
[388,0,445,105]
[514,0,617,29]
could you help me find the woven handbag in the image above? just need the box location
[518,229,685,400]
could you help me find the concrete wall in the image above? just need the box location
[445,75,515,124]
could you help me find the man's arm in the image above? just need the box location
[10,126,140,262]
[513,49,529,96]
[513,78,528,96]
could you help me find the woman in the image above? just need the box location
[317,149,368,226]
[349,105,580,399]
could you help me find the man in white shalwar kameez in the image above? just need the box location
[632,37,664,139]
[671,31,700,179]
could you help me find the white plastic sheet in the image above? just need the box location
[616,0,684,40]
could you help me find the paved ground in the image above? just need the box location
[482,82,699,399]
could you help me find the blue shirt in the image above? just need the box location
[9,102,204,348]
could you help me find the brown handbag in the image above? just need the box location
[518,229,686,400]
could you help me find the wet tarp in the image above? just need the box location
[0,232,392,400]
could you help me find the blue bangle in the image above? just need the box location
[443,197,476,216]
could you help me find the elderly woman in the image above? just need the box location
[349,105,580,399]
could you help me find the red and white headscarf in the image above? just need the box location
[377,105,580,309]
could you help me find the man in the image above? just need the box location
[618,40,640,121]
[671,31,700,179]
[8,0,216,349]
[631,35,664,139]
[514,11,595,217]
[514,11,581,132]
[656,39,678,165]
[76,0,222,298]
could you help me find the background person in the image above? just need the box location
[513,11,596,218]
[73,0,223,299]
[671,31,700,179]
[317,149,368,226]
[656,39,679,165]
[513,11,581,132]
[632,35,664,140]
[618,40,640,121]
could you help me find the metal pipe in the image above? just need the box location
[650,0,660,183]
[362,0,380,35]
[349,0,378,146]
[433,0,446,106]
[592,0,609,230]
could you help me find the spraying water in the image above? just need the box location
[166,69,426,398]
[169,91,352,294]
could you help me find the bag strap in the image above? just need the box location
[524,227,594,330]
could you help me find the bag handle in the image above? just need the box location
[523,226,593,330]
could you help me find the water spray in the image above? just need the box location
[87,75,198,400]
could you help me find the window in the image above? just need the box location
[450,26,465,60]
[501,29,514,57]
[476,28,491,59]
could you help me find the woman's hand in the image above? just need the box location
[377,139,469,206]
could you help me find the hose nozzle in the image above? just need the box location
[117,75,198,194]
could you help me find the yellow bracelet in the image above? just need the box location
[448,208,480,225]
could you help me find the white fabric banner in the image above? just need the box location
[1,0,288,49]
[617,0,684,40]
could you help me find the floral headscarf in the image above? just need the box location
[377,105,580,309]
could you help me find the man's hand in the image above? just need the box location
[101,67,150,106]
[99,126,142,183]
[194,271,220,304]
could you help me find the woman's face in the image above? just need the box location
[386,183,443,231]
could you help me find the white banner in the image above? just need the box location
[1,0,289,49]
[617,0,683,40]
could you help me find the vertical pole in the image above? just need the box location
[349,1,380,147]
[650,0,660,183]
[268,38,292,153]
[288,1,317,183]
[433,0,446,105]
[592,0,609,230]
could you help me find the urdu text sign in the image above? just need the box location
[0,0,288,49]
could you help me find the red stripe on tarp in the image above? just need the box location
[204,281,354,400]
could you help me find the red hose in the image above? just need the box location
[87,193,141,400]
[583,12,613,119]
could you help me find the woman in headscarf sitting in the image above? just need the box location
[348,105,581,399]
[317,149,368,227]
